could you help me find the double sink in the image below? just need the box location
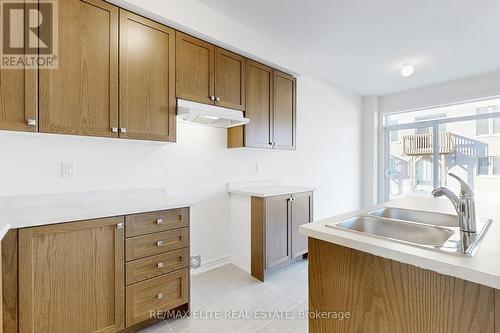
[327,207,492,256]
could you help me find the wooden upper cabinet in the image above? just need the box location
[39,0,119,137]
[214,47,245,110]
[242,60,274,148]
[0,67,37,132]
[18,217,125,333]
[119,10,176,142]
[176,32,214,105]
[273,70,296,149]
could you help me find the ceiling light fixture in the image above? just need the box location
[401,64,414,77]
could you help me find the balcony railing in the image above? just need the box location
[402,132,455,156]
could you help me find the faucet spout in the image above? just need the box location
[431,174,477,234]
[431,187,460,210]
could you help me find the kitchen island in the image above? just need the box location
[300,195,500,332]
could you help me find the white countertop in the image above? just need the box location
[228,185,315,197]
[300,195,500,289]
[0,189,190,239]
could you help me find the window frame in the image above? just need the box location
[380,100,500,202]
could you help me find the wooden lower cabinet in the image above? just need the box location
[251,191,313,281]
[4,208,190,333]
[309,238,498,333]
[125,269,189,327]
[18,217,125,333]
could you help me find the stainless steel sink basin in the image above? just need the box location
[370,207,458,228]
[326,207,493,256]
[335,216,454,246]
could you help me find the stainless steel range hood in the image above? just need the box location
[177,99,250,128]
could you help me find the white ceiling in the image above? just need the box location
[198,0,500,95]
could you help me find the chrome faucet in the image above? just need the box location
[431,173,477,233]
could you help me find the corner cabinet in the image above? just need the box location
[228,63,296,150]
[119,10,176,142]
[18,217,125,333]
[251,191,312,281]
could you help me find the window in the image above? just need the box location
[383,97,500,202]
[476,106,500,136]
[478,158,489,176]
[494,157,500,176]
[388,119,399,142]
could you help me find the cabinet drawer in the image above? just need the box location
[126,248,189,285]
[126,208,189,237]
[126,228,189,261]
[126,268,189,327]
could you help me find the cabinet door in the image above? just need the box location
[39,0,119,137]
[176,32,214,105]
[244,60,273,148]
[214,47,245,111]
[119,10,176,142]
[18,217,125,333]
[273,70,296,150]
[265,195,291,269]
[0,66,37,132]
[291,192,313,258]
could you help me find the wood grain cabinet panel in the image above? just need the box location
[273,70,296,150]
[309,239,496,333]
[176,32,215,105]
[126,248,189,285]
[251,192,313,281]
[39,0,119,137]
[126,228,189,261]
[265,195,291,269]
[214,47,245,110]
[233,60,274,149]
[0,66,37,132]
[119,10,176,142]
[18,217,125,333]
[125,208,189,238]
[291,192,312,258]
[126,268,189,327]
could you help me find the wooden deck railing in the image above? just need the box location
[402,132,455,156]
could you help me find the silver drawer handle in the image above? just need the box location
[111,127,118,133]
[157,240,167,247]
[27,119,36,126]
[116,223,124,229]
[157,262,165,269]
[157,292,163,300]
[156,218,164,225]
[120,128,127,133]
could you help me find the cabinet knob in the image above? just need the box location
[157,262,165,269]
[210,96,216,101]
[215,96,221,102]
[116,223,124,229]
[111,127,118,133]
[156,218,164,225]
[120,128,127,133]
[27,119,36,126]
[157,240,166,247]
[157,292,163,300]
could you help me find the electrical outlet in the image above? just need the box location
[190,255,201,269]
[255,162,262,175]
[61,162,75,178]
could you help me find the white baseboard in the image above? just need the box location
[190,255,231,275]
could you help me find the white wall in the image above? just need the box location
[1,77,361,269]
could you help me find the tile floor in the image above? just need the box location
[142,259,308,333]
